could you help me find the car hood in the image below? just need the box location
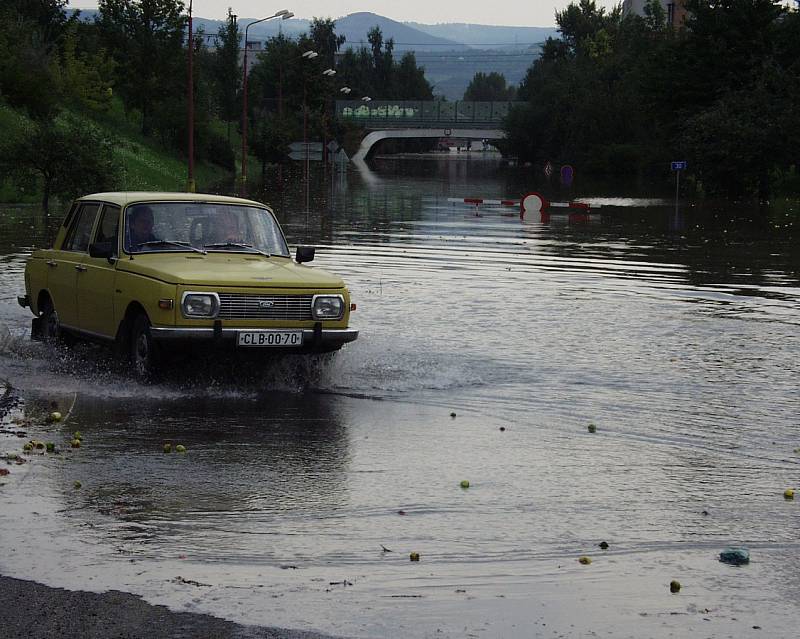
[116,253,345,288]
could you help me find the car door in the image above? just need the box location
[46,202,101,331]
[77,203,120,338]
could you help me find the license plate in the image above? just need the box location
[237,331,303,347]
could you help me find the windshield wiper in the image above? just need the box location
[137,240,206,255]
[203,242,272,257]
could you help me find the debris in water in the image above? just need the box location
[0,468,9,476]
[499,426,506,431]
[73,431,82,441]
[588,424,597,433]
[578,556,592,565]
[46,442,55,453]
[719,548,750,565]
[598,541,609,550]
[381,545,393,553]
[47,412,62,423]
[784,488,795,500]
[173,576,211,587]
[450,412,457,418]
[460,480,470,489]
[397,510,406,516]
[670,580,681,593]
[175,444,186,453]
[163,443,172,453]
[70,439,81,448]
[410,552,420,562]
[73,480,82,489]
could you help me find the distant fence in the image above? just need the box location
[335,100,519,130]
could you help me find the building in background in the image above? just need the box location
[622,0,689,27]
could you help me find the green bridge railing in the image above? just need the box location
[335,100,519,130]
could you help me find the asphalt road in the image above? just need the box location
[0,575,343,639]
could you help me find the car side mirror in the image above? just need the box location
[89,241,116,262]
[295,246,315,263]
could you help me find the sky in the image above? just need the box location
[73,1,619,27]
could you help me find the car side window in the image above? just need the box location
[94,204,120,249]
[63,203,101,253]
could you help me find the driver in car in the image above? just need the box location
[129,206,157,247]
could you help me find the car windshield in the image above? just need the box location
[123,202,289,257]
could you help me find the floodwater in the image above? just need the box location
[1,156,799,638]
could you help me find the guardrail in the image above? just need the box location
[335,100,520,129]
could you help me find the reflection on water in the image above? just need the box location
[1,159,799,638]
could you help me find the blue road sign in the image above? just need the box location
[671,161,687,170]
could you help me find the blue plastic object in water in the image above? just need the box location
[719,548,750,565]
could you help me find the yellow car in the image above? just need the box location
[18,192,358,377]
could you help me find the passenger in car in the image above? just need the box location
[129,206,157,247]
[213,211,243,243]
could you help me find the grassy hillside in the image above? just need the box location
[0,100,235,206]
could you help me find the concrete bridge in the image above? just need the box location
[335,100,518,165]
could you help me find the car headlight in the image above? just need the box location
[181,292,220,318]
[311,294,344,320]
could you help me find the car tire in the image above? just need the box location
[40,298,74,346]
[130,313,160,381]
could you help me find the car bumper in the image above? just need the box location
[150,323,358,349]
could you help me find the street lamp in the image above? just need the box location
[240,9,293,197]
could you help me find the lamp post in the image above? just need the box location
[240,9,293,197]
[321,69,336,166]
[186,0,194,192]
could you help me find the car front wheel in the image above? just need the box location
[130,313,160,380]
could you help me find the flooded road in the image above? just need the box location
[1,157,799,638]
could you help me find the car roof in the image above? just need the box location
[77,192,269,209]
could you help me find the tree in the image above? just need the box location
[367,26,394,95]
[0,0,68,118]
[336,24,431,100]
[463,72,516,101]
[309,17,345,70]
[60,24,116,112]
[506,0,798,198]
[214,8,240,142]
[96,0,186,135]
[396,52,433,100]
[1,117,120,213]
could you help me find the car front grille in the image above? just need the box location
[217,293,314,320]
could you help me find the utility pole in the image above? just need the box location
[186,0,195,193]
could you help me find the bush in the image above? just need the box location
[200,131,236,171]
